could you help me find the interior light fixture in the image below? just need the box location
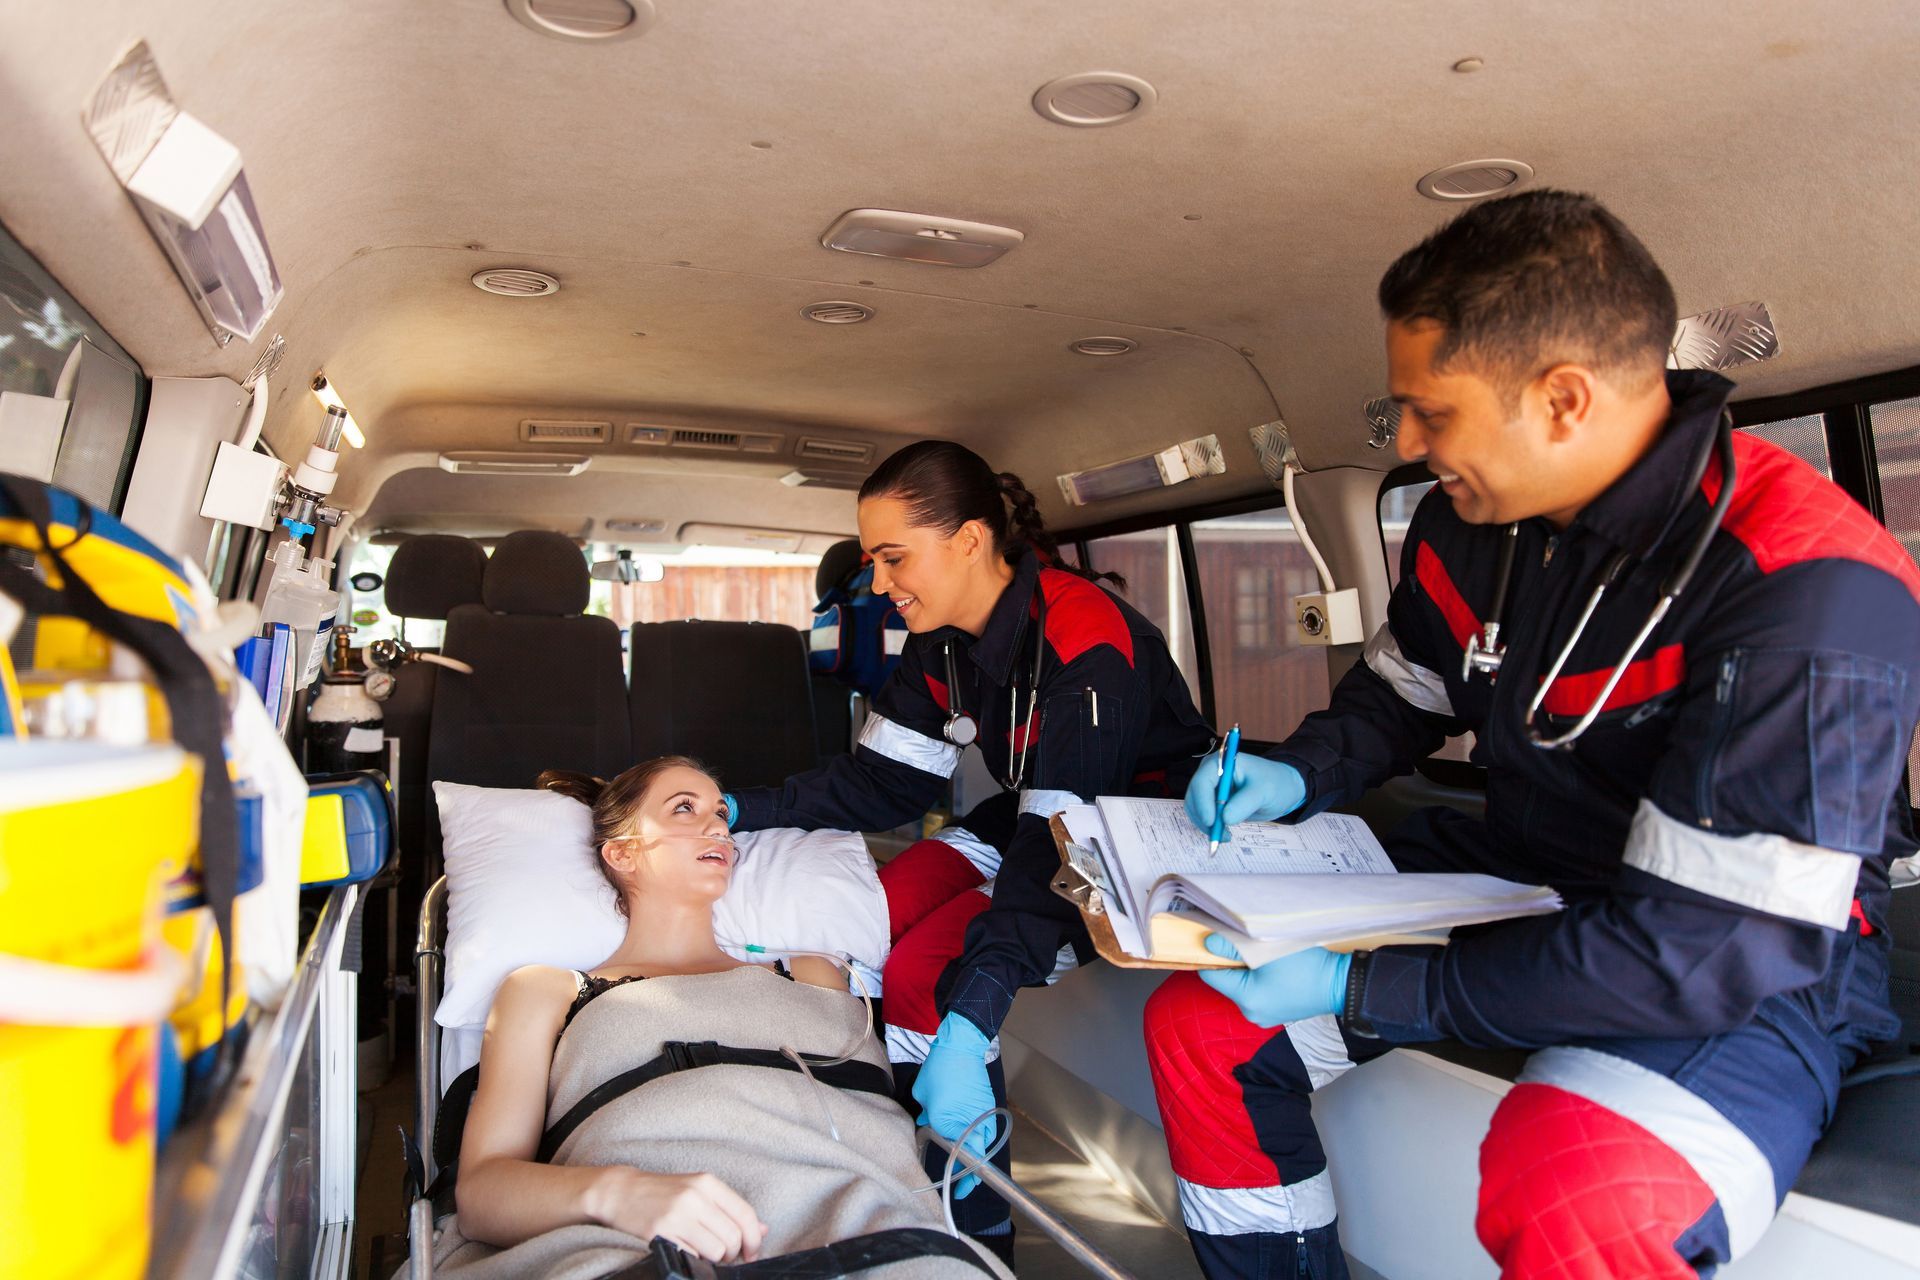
[1057,434,1226,507]
[311,374,366,448]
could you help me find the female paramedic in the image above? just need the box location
[725,440,1215,1256]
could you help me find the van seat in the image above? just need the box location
[428,530,630,792]
[383,533,486,650]
[627,619,817,790]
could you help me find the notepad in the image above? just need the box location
[1057,797,1562,968]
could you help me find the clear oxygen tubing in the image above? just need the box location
[1282,462,1337,594]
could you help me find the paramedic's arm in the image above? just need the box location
[1355,562,1920,1048]
[456,965,768,1260]
[942,645,1137,1036]
[1268,529,1470,817]
[730,638,950,833]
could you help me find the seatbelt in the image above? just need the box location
[595,1227,998,1279]
[538,1040,896,1162]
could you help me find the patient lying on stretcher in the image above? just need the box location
[432,756,1009,1279]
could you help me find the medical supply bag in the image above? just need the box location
[808,560,906,696]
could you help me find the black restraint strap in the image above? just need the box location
[597,1227,998,1279]
[537,1040,895,1164]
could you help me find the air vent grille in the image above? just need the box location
[1070,336,1137,357]
[803,301,874,325]
[1416,160,1535,202]
[520,419,610,443]
[796,436,875,465]
[628,425,784,452]
[628,425,672,445]
[472,268,561,297]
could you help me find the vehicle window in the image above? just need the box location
[1869,395,1920,802]
[588,545,821,630]
[1742,414,1829,477]
[1190,511,1331,741]
[345,541,449,648]
[1,221,145,511]
[1082,528,1199,688]
[1380,479,1432,587]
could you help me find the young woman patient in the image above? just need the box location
[439,756,1008,1279]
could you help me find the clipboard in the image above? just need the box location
[1047,812,1223,971]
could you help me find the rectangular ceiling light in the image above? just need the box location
[437,451,590,476]
[820,209,1024,268]
[1058,434,1227,507]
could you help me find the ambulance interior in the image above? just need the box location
[2,3,1919,1278]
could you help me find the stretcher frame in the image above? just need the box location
[406,874,1139,1279]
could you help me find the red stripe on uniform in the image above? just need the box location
[1037,567,1134,667]
[1415,541,1481,650]
[1537,644,1685,717]
[923,673,950,712]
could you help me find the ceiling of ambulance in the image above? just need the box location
[2,1,1917,543]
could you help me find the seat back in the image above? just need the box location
[628,619,818,790]
[428,531,630,791]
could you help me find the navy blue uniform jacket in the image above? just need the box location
[1278,371,1919,1080]
[733,548,1215,1035]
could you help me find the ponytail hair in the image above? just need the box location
[860,441,1125,590]
[538,755,714,916]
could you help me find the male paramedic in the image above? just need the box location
[1145,188,1920,1279]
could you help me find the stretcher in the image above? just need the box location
[405,875,1139,1280]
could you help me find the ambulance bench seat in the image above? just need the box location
[811,674,854,760]
[428,530,631,802]
[627,619,819,790]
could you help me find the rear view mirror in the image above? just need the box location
[590,550,665,584]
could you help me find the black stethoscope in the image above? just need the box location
[941,587,1050,790]
[1462,411,1737,750]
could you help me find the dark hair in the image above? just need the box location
[858,440,1124,590]
[538,756,714,917]
[1377,189,1676,401]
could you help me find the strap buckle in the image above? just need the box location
[662,1040,724,1073]
[648,1236,717,1280]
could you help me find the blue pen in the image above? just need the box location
[1208,723,1242,857]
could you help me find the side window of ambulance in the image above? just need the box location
[1190,512,1330,741]
[1083,528,1198,683]
[1742,413,1830,477]
[1868,396,1920,802]
[585,544,821,631]
[0,222,145,512]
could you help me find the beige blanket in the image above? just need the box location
[424,966,1010,1279]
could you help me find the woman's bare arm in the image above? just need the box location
[453,965,767,1259]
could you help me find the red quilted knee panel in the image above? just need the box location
[1144,972,1285,1187]
[881,889,990,1034]
[878,839,987,942]
[1478,1083,1714,1280]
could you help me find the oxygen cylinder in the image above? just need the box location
[306,626,384,774]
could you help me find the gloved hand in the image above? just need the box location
[721,794,739,829]
[912,1012,998,1198]
[1198,934,1350,1028]
[1184,754,1306,830]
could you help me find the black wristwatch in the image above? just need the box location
[1341,950,1379,1039]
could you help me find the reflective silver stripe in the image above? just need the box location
[1284,1014,1357,1091]
[1520,1047,1776,1259]
[1176,1168,1337,1236]
[1044,942,1079,986]
[883,628,908,655]
[934,825,1002,879]
[1622,800,1858,930]
[883,1023,1000,1065]
[1363,622,1454,716]
[808,626,837,652]
[857,714,961,778]
[1019,788,1080,819]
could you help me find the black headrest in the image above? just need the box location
[483,531,588,615]
[815,538,866,599]
[383,535,487,620]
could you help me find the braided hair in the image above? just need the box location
[858,441,1125,590]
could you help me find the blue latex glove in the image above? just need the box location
[913,1012,998,1198]
[1198,934,1350,1028]
[1184,754,1306,830]
[721,793,739,829]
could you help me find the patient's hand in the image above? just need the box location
[587,1168,768,1262]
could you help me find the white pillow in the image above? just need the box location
[432,781,890,1029]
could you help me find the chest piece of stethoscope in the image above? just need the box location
[1461,623,1506,681]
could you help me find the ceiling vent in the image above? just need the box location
[796,436,875,466]
[780,468,867,491]
[1070,336,1137,357]
[1415,160,1535,201]
[603,516,667,535]
[820,210,1024,268]
[520,419,610,443]
[505,0,655,42]
[472,267,560,297]
[628,424,782,452]
[438,451,590,476]
[1032,72,1158,127]
[803,301,874,325]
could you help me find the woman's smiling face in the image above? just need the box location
[601,764,737,904]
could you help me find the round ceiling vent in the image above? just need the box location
[472,268,561,297]
[803,301,874,325]
[1032,72,1157,127]
[1416,159,1535,201]
[1070,335,1137,357]
[505,0,654,42]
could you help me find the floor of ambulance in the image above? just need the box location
[351,1050,1207,1280]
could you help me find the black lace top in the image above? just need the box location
[562,963,791,1032]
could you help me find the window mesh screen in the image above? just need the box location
[1870,396,1920,804]
[1742,414,1829,478]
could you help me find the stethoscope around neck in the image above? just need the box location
[941,587,1050,790]
[1462,411,1737,750]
